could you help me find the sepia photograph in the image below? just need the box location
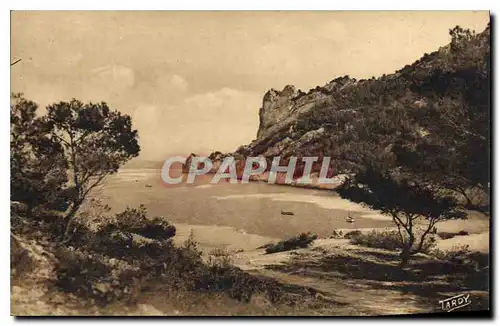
[10,10,491,317]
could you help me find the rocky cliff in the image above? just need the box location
[233,24,490,176]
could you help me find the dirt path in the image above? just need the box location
[227,234,489,315]
[227,239,433,315]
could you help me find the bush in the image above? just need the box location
[432,245,472,262]
[264,232,318,254]
[52,207,184,306]
[349,229,401,250]
[194,248,290,304]
[437,230,469,240]
[432,245,489,291]
[113,205,176,241]
[329,229,344,239]
[11,235,33,280]
[349,229,436,254]
[343,230,362,239]
[52,206,322,307]
[437,232,457,240]
[53,247,141,306]
[53,229,284,306]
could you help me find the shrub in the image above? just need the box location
[113,205,176,241]
[51,206,185,306]
[194,248,266,302]
[349,229,401,250]
[343,230,362,239]
[437,232,457,240]
[264,232,318,254]
[436,230,469,240]
[432,245,472,262]
[11,201,27,219]
[349,229,436,254]
[52,207,321,307]
[195,264,261,302]
[329,229,344,239]
[11,235,33,280]
[431,245,489,291]
[53,247,141,306]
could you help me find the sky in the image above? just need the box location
[11,11,490,160]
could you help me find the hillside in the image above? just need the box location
[233,24,490,185]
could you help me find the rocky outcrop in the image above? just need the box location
[235,25,490,164]
[205,24,492,190]
[244,82,335,158]
[257,85,300,139]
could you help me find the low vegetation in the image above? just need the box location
[343,229,488,293]
[11,234,33,280]
[348,229,436,254]
[13,204,326,310]
[338,168,465,265]
[262,232,318,254]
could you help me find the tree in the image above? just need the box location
[10,94,68,218]
[44,99,140,241]
[394,24,490,214]
[337,168,466,266]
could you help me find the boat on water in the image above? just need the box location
[346,210,355,223]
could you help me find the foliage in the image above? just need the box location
[11,234,33,280]
[393,25,490,213]
[42,99,140,240]
[337,168,465,265]
[51,212,313,306]
[343,230,362,239]
[349,229,436,253]
[431,245,489,291]
[112,205,176,241]
[247,25,490,214]
[263,232,318,254]
[53,247,141,305]
[10,94,69,218]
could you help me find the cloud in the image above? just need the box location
[90,64,135,90]
[11,11,490,161]
[163,74,188,93]
[132,87,261,159]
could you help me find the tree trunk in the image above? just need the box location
[400,247,411,267]
[399,214,415,267]
[60,204,80,243]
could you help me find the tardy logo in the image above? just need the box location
[439,293,471,312]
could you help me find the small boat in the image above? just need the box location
[281,210,295,216]
[346,210,355,223]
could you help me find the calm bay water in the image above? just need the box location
[101,169,393,239]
